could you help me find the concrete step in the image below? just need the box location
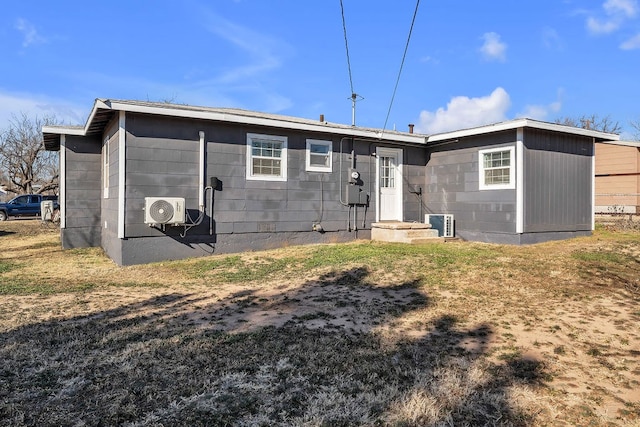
[371,222,443,243]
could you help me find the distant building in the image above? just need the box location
[595,140,640,214]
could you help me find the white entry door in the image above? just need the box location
[376,147,403,221]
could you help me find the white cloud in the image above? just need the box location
[586,16,621,33]
[586,0,638,34]
[479,32,507,62]
[620,32,640,49]
[417,87,511,134]
[604,0,638,17]
[194,9,293,112]
[542,27,564,50]
[515,89,564,121]
[517,101,562,121]
[14,18,47,47]
[0,91,85,131]
[201,10,289,84]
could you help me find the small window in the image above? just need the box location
[379,155,396,188]
[478,146,515,190]
[246,133,287,181]
[306,139,332,172]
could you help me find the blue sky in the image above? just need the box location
[1,0,639,137]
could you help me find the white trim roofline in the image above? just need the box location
[44,99,624,147]
[43,98,427,145]
[43,125,84,135]
[426,118,620,143]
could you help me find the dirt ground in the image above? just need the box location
[0,219,639,426]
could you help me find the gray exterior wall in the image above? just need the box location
[98,113,424,265]
[60,135,102,249]
[424,128,594,243]
[522,128,593,232]
[424,130,518,241]
[101,118,121,261]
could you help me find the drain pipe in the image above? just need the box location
[179,131,209,237]
[199,131,205,208]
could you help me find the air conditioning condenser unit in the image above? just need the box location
[144,197,186,225]
[425,214,454,238]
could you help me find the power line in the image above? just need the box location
[340,0,354,96]
[340,0,364,126]
[381,0,420,135]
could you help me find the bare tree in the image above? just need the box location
[630,118,640,141]
[0,113,59,195]
[555,114,622,134]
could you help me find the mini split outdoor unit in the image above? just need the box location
[144,197,186,225]
[425,214,454,238]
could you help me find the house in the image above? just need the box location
[594,140,640,214]
[42,99,618,265]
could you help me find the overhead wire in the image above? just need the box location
[381,0,421,137]
[340,0,355,96]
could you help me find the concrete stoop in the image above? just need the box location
[371,222,443,244]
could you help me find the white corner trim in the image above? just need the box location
[516,131,524,234]
[592,140,596,231]
[199,131,205,207]
[118,111,126,239]
[60,135,66,229]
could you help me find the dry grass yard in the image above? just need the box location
[0,219,639,426]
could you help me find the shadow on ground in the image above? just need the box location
[0,267,549,426]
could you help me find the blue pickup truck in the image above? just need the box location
[0,194,59,221]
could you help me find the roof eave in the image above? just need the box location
[426,118,620,143]
[105,100,427,144]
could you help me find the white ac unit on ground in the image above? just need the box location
[144,197,186,225]
[40,200,54,221]
[425,214,454,238]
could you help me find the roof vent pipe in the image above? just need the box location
[320,114,325,123]
[408,124,414,134]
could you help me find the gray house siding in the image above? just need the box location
[60,135,102,249]
[104,113,425,265]
[100,118,122,262]
[424,128,594,244]
[400,145,428,223]
[424,131,518,242]
[522,129,593,233]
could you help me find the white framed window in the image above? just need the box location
[246,133,287,181]
[478,146,516,190]
[379,155,396,188]
[103,137,109,198]
[306,139,332,172]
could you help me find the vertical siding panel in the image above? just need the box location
[524,128,593,232]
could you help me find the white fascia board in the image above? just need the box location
[522,120,620,140]
[107,101,427,145]
[426,119,620,143]
[42,125,85,136]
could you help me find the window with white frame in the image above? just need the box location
[246,133,287,181]
[478,146,515,190]
[103,137,109,198]
[306,139,332,172]
[379,155,396,188]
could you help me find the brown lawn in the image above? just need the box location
[0,218,639,426]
